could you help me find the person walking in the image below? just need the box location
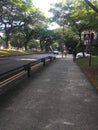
[73,48,77,61]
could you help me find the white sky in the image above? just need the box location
[33,0,59,29]
[33,0,58,17]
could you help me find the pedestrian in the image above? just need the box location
[61,49,64,57]
[73,48,77,61]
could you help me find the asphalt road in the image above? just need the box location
[0,54,98,130]
[0,54,55,75]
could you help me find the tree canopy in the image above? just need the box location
[0,0,48,50]
[49,0,98,51]
[1,0,98,52]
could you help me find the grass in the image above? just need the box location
[77,56,98,90]
[0,49,44,57]
[0,49,32,57]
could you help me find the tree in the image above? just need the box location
[84,0,98,13]
[0,0,47,50]
[22,9,47,50]
[33,27,55,51]
[53,27,79,51]
[49,0,98,52]
[0,0,26,48]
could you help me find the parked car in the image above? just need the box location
[76,52,90,58]
[53,50,59,54]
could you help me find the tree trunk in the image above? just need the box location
[6,36,11,49]
[24,42,28,51]
[40,40,43,51]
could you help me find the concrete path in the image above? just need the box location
[0,54,98,130]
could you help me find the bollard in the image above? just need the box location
[24,64,31,77]
[27,66,31,77]
[41,58,45,66]
[49,56,52,61]
[53,57,56,60]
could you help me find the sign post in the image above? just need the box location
[89,32,94,66]
[84,32,94,66]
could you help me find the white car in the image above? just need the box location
[76,52,90,58]
[53,50,59,54]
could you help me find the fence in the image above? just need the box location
[0,56,56,89]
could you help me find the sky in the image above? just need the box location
[33,0,59,29]
[33,0,58,17]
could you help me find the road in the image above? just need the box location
[0,54,55,75]
[0,54,98,130]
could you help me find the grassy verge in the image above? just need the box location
[0,49,44,57]
[77,56,98,89]
[0,49,32,57]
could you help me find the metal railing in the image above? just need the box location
[0,56,56,88]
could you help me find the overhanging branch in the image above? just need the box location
[84,0,98,13]
[0,35,5,41]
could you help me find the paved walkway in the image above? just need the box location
[0,55,98,130]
